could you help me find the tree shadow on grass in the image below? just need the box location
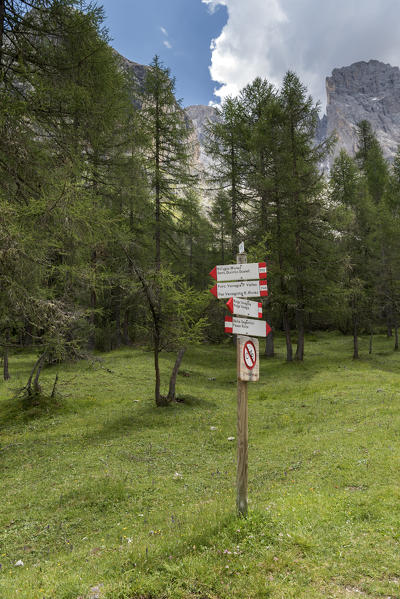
[82,396,218,445]
[0,394,64,430]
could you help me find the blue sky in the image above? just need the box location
[99,0,400,113]
[98,0,227,107]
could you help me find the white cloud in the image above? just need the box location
[163,40,172,49]
[203,0,400,112]
[160,26,168,36]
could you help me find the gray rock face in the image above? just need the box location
[325,60,400,161]
[184,105,220,172]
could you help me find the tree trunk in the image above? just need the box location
[25,352,46,397]
[369,331,373,355]
[264,326,274,357]
[387,313,393,337]
[167,347,186,402]
[352,296,359,359]
[353,320,359,360]
[0,0,5,79]
[283,308,293,362]
[122,309,132,345]
[154,329,163,406]
[3,342,10,381]
[295,300,305,361]
[394,318,399,351]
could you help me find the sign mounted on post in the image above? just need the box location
[225,316,272,337]
[210,280,268,299]
[238,336,259,382]
[209,262,267,282]
[226,297,262,319]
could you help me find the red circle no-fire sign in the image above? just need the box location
[243,340,257,370]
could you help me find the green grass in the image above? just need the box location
[1,333,400,598]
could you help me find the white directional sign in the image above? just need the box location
[209,262,267,282]
[225,316,272,337]
[226,297,262,318]
[210,280,268,299]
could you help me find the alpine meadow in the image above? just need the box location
[2,2,400,598]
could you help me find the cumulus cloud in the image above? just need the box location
[202,0,400,112]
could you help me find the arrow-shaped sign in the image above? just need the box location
[209,262,267,282]
[225,316,272,337]
[226,297,263,319]
[210,280,268,299]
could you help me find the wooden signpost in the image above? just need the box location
[226,297,263,319]
[225,316,272,337]
[209,280,268,299]
[209,244,271,517]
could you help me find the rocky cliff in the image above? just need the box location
[325,60,400,161]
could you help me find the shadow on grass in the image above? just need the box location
[0,393,64,430]
[82,396,218,445]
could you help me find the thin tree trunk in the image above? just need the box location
[352,316,359,359]
[231,145,238,257]
[0,0,5,79]
[51,373,59,399]
[33,357,44,395]
[25,352,46,397]
[387,312,393,337]
[394,317,399,351]
[154,328,163,406]
[167,347,186,402]
[123,309,131,345]
[155,94,161,272]
[295,286,305,361]
[3,339,10,381]
[369,331,373,355]
[283,308,293,362]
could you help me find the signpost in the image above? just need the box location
[208,244,272,517]
[226,297,263,319]
[209,262,267,282]
[209,280,268,299]
[238,337,259,382]
[225,316,272,337]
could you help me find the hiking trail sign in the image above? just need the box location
[208,244,272,518]
[209,280,268,299]
[225,316,272,337]
[209,262,267,282]
[226,297,263,319]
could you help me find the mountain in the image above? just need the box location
[325,59,400,162]
[116,51,400,175]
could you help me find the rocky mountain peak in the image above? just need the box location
[325,59,400,161]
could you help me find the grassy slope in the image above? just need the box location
[1,333,400,599]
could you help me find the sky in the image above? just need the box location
[99,0,400,112]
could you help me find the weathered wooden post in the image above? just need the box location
[236,247,248,516]
[209,242,270,517]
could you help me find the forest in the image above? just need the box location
[2,0,400,405]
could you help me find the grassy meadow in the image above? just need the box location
[1,332,400,598]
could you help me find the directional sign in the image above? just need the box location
[238,336,259,382]
[225,316,272,337]
[210,280,268,299]
[226,297,262,319]
[209,262,267,282]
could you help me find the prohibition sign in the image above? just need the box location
[243,340,257,370]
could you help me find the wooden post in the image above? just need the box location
[236,249,248,517]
